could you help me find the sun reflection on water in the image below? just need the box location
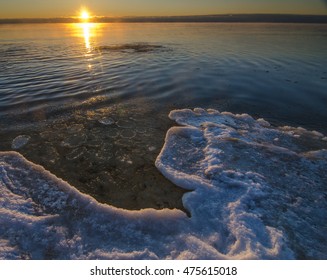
[82,23,92,49]
[67,22,104,74]
[70,22,102,51]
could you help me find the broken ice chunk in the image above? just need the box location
[98,117,115,125]
[11,135,31,149]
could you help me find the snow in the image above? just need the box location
[156,108,327,259]
[1,108,327,259]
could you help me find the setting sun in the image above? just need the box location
[80,10,90,21]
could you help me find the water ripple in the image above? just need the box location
[0,23,326,133]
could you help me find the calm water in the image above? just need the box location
[1,23,327,260]
[1,23,327,130]
[0,23,326,210]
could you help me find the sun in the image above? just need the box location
[80,10,90,21]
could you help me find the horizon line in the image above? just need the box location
[0,13,327,24]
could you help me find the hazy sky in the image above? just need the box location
[0,0,326,18]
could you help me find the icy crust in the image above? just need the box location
[156,108,327,259]
[1,109,326,259]
[0,152,187,259]
[1,150,290,260]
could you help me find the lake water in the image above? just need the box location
[1,23,327,130]
[0,23,326,259]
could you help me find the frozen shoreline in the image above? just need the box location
[1,108,327,259]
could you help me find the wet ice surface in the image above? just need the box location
[1,108,326,259]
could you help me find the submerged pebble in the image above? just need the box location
[11,135,31,149]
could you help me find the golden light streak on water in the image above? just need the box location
[82,23,91,50]
[68,22,103,51]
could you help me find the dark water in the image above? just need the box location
[1,23,327,130]
[0,23,326,210]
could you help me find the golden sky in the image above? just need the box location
[0,0,326,18]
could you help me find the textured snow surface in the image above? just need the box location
[156,108,327,259]
[1,108,326,259]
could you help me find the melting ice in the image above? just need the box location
[1,108,326,259]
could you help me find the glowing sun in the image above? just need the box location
[80,10,90,21]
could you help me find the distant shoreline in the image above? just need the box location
[1,14,327,24]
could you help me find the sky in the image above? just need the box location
[0,0,326,19]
